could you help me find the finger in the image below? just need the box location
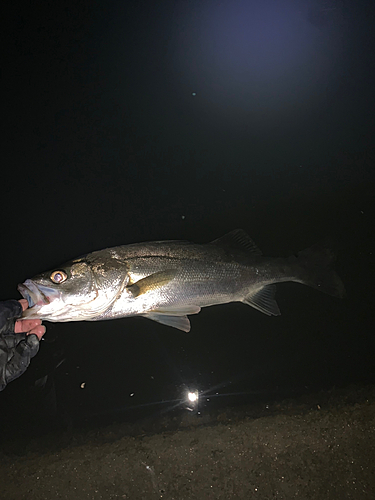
[26,324,46,340]
[18,299,29,312]
[15,335,40,358]
[5,336,40,385]
[14,318,43,334]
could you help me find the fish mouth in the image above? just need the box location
[17,279,55,309]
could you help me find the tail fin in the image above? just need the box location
[292,244,345,298]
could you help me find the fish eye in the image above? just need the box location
[50,270,68,284]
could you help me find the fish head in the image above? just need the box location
[18,253,129,322]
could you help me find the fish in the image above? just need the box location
[17,229,345,332]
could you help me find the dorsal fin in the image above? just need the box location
[211,229,262,256]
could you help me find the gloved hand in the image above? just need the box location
[0,299,45,391]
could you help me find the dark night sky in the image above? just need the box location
[1,0,375,427]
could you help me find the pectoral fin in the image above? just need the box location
[143,305,201,332]
[127,269,177,298]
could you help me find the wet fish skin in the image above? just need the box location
[17,230,345,332]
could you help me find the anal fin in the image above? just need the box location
[243,284,280,316]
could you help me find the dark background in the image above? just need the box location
[1,0,374,431]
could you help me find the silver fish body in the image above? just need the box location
[17,230,345,332]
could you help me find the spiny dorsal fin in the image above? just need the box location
[211,229,262,256]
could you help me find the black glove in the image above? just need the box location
[0,300,40,391]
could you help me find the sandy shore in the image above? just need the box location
[1,385,374,499]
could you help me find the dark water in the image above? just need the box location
[1,0,374,435]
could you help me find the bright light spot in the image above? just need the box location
[188,392,197,402]
[187,391,198,402]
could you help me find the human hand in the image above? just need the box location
[15,299,45,340]
[0,299,46,391]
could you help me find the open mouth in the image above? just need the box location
[17,279,51,308]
